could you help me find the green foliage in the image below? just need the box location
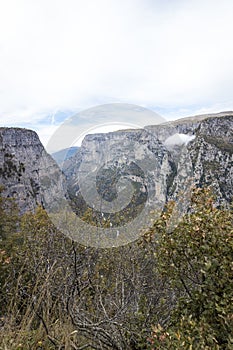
[0,186,19,240]
[146,188,233,349]
[0,186,21,316]
[0,187,232,349]
[0,198,168,349]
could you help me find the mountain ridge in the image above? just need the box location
[0,112,232,215]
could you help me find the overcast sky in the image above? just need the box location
[0,0,233,147]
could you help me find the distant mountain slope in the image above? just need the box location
[145,111,233,141]
[51,146,79,167]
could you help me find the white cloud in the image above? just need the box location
[0,0,233,143]
[165,133,196,146]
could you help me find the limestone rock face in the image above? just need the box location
[149,113,233,207]
[0,128,65,213]
[188,116,233,205]
[64,129,174,220]
[64,113,233,218]
[0,112,232,218]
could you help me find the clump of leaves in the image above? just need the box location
[146,188,233,349]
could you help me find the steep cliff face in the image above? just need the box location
[0,128,65,213]
[64,113,233,219]
[188,116,233,205]
[0,112,232,217]
[144,113,233,206]
[64,129,175,222]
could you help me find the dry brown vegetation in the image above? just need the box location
[0,187,232,349]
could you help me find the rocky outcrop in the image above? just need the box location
[64,129,175,223]
[64,112,233,221]
[145,113,233,206]
[0,112,232,218]
[0,127,65,213]
[188,115,233,205]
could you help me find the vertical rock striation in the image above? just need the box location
[0,127,65,213]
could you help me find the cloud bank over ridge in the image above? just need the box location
[0,0,233,145]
